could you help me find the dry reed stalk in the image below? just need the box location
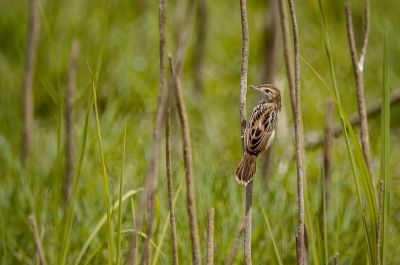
[21,0,40,164]
[194,0,207,92]
[127,0,168,264]
[277,0,295,113]
[165,0,201,263]
[260,0,279,179]
[207,208,214,265]
[174,0,196,76]
[238,0,252,264]
[262,0,279,84]
[225,219,245,265]
[64,40,79,206]
[170,56,202,265]
[319,100,334,224]
[344,0,372,174]
[306,90,400,149]
[376,180,384,265]
[166,107,179,265]
[287,0,307,264]
[29,215,48,265]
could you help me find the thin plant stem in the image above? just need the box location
[376,181,383,265]
[29,214,48,265]
[287,0,307,263]
[277,0,295,113]
[239,0,252,264]
[166,108,179,265]
[21,0,40,164]
[207,208,214,265]
[64,40,79,206]
[169,56,202,265]
[225,220,245,265]
[174,0,196,76]
[127,0,169,264]
[194,0,207,92]
[260,0,279,178]
[319,100,334,223]
[88,62,114,265]
[344,0,372,174]
[116,121,127,265]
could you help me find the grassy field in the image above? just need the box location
[1,0,400,264]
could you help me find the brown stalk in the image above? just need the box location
[170,56,202,265]
[166,107,179,265]
[21,0,40,164]
[207,208,214,265]
[344,0,372,174]
[277,0,295,113]
[225,219,245,265]
[63,40,79,206]
[319,100,334,224]
[287,0,306,264]
[262,0,279,84]
[260,0,279,179]
[174,0,196,76]
[376,180,384,265]
[194,0,207,92]
[306,90,400,149]
[127,0,168,264]
[164,0,200,263]
[238,0,252,264]
[29,215,48,265]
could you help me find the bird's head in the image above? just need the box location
[250,84,281,110]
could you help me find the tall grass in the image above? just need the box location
[74,189,142,265]
[88,63,114,265]
[380,35,390,265]
[258,196,283,265]
[60,92,92,265]
[317,1,378,263]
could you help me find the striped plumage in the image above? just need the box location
[236,84,281,185]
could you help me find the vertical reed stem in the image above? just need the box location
[29,215,48,265]
[64,40,79,206]
[287,0,307,264]
[207,208,214,265]
[344,0,372,174]
[239,0,252,263]
[127,0,169,263]
[166,108,179,265]
[170,56,202,265]
[21,0,40,164]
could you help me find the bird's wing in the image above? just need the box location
[244,103,277,154]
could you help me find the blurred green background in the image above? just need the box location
[0,0,399,264]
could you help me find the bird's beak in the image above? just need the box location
[249,84,263,91]
[249,84,273,92]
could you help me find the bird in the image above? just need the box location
[235,84,281,185]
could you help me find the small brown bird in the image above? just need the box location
[236,84,281,185]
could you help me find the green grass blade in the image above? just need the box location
[88,62,114,265]
[258,196,283,265]
[74,189,142,265]
[60,92,92,265]
[380,34,390,265]
[116,120,127,265]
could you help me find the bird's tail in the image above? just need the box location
[235,153,257,185]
